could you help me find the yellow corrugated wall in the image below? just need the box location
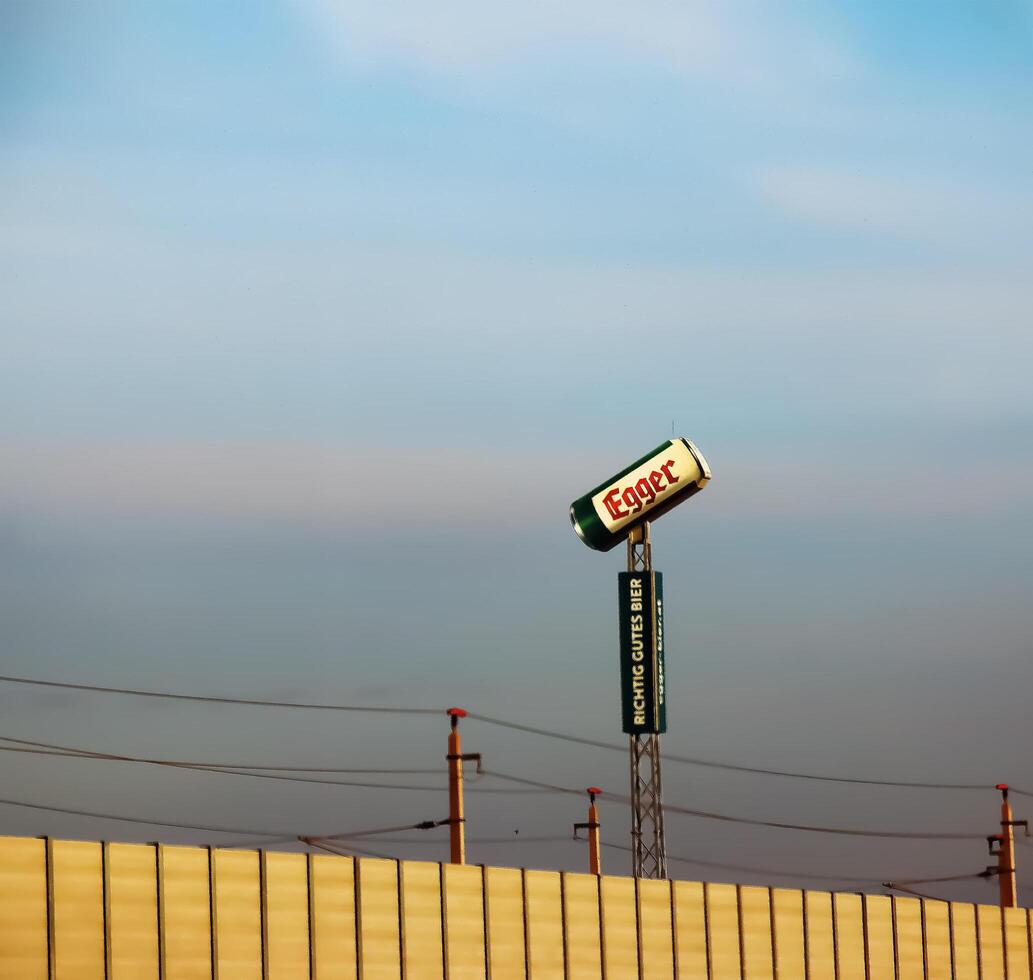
[1,835,1031,978]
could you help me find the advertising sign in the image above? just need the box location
[570,438,710,552]
[618,570,666,734]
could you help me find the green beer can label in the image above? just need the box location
[569,438,710,551]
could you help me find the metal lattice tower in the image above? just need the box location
[627,523,668,879]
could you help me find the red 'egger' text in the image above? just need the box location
[602,459,679,521]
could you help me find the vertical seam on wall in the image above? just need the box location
[207,846,216,980]
[669,881,680,980]
[919,899,928,980]
[156,844,165,980]
[1026,909,1032,980]
[1027,909,1032,980]
[860,894,871,980]
[1001,907,1009,980]
[560,873,570,980]
[635,878,645,980]
[437,863,450,978]
[481,865,492,980]
[735,885,745,980]
[664,881,675,980]
[802,890,811,980]
[439,863,449,980]
[307,854,316,980]
[890,896,900,980]
[398,860,408,980]
[768,887,779,980]
[831,893,840,980]
[947,902,956,980]
[354,858,363,980]
[44,837,54,980]
[101,841,110,980]
[703,881,714,980]
[521,869,531,980]
[259,850,269,980]
[974,903,983,980]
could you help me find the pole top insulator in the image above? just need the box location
[587,787,602,796]
[997,783,1009,792]
[447,707,468,718]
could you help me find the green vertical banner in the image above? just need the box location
[618,571,666,734]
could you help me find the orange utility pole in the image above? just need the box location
[446,708,468,864]
[992,783,1027,908]
[573,787,603,875]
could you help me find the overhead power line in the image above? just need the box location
[602,841,909,886]
[0,734,438,773]
[0,673,1022,794]
[467,712,992,791]
[0,794,461,846]
[0,737,551,795]
[0,795,296,838]
[0,740,450,792]
[483,770,988,841]
[0,674,438,714]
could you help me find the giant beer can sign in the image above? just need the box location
[569,438,711,552]
[618,571,666,734]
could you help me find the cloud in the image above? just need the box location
[302,0,859,88]
[754,168,1033,247]
[2,439,1029,527]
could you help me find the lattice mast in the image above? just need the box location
[627,522,667,879]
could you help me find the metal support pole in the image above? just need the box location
[587,789,602,875]
[627,522,667,879]
[574,787,603,875]
[447,708,466,864]
[997,783,1018,907]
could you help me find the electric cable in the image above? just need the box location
[0,674,438,714]
[0,733,440,772]
[885,870,998,887]
[0,673,1021,793]
[0,795,297,837]
[468,712,993,791]
[600,841,896,885]
[0,737,548,794]
[881,870,998,901]
[304,838,396,860]
[0,794,466,848]
[482,770,988,840]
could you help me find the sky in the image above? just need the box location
[1,0,1032,900]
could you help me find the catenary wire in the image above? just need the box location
[482,770,989,840]
[0,795,298,837]
[0,737,549,794]
[0,673,1006,792]
[0,794,462,845]
[0,673,439,714]
[601,842,922,885]
[0,733,440,773]
[467,713,993,791]
[305,837,396,860]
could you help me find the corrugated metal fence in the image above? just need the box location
[1,835,1031,978]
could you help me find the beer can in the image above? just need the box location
[569,437,711,552]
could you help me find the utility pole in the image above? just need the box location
[446,708,467,864]
[991,783,1027,907]
[627,523,667,879]
[573,788,603,875]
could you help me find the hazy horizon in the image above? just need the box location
[2,0,1032,900]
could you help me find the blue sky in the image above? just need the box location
[1,1,1032,893]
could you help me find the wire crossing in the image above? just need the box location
[1,672,1021,794]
